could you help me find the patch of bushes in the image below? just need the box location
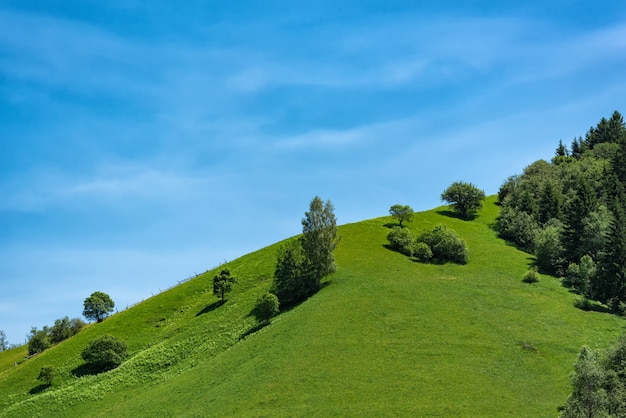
[417,224,469,264]
[387,224,468,264]
[27,316,85,356]
[387,227,416,256]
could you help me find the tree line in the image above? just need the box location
[495,111,626,312]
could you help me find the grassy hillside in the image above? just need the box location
[1,197,624,416]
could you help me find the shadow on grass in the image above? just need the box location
[240,322,270,340]
[574,299,612,314]
[195,300,225,317]
[383,222,401,229]
[71,363,117,377]
[29,384,50,395]
[435,209,477,221]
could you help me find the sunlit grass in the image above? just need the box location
[1,197,624,416]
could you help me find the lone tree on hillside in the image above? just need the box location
[272,196,339,308]
[301,196,339,291]
[83,291,115,323]
[441,181,486,219]
[213,269,237,302]
[389,204,414,227]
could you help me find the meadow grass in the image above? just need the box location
[1,197,624,416]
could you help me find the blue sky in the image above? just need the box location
[1,1,625,344]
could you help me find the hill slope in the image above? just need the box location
[1,197,624,416]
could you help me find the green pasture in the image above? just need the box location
[1,197,624,416]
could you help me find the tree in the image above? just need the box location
[596,198,626,307]
[50,316,85,344]
[37,365,55,387]
[81,334,128,372]
[561,346,608,417]
[301,196,339,290]
[534,221,566,275]
[0,330,7,351]
[271,240,309,308]
[50,316,72,344]
[83,291,115,323]
[441,181,486,219]
[252,293,279,324]
[27,327,51,356]
[271,196,339,308]
[389,204,414,227]
[212,269,237,302]
[562,335,626,417]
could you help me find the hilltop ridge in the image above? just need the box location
[1,197,624,416]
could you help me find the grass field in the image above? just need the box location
[1,197,624,416]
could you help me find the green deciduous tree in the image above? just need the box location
[81,334,128,372]
[534,221,566,275]
[562,346,608,417]
[301,196,339,289]
[562,335,626,417]
[272,196,339,308]
[212,269,237,302]
[389,204,414,227]
[271,240,309,308]
[441,181,486,219]
[27,327,51,356]
[83,291,115,323]
[50,316,85,344]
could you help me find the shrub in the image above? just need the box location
[417,224,469,264]
[494,204,539,251]
[37,366,55,386]
[387,227,416,256]
[574,298,593,311]
[252,293,280,323]
[81,335,128,372]
[413,242,433,262]
[522,267,539,283]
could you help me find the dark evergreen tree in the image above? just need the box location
[538,181,562,224]
[596,197,626,307]
[612,126,626,185]
[556,140,568,157]
[562,179,595,264]
[571,137,583,159]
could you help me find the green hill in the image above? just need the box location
[1,197,624,416]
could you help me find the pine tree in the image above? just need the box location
[596,190,626,307]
